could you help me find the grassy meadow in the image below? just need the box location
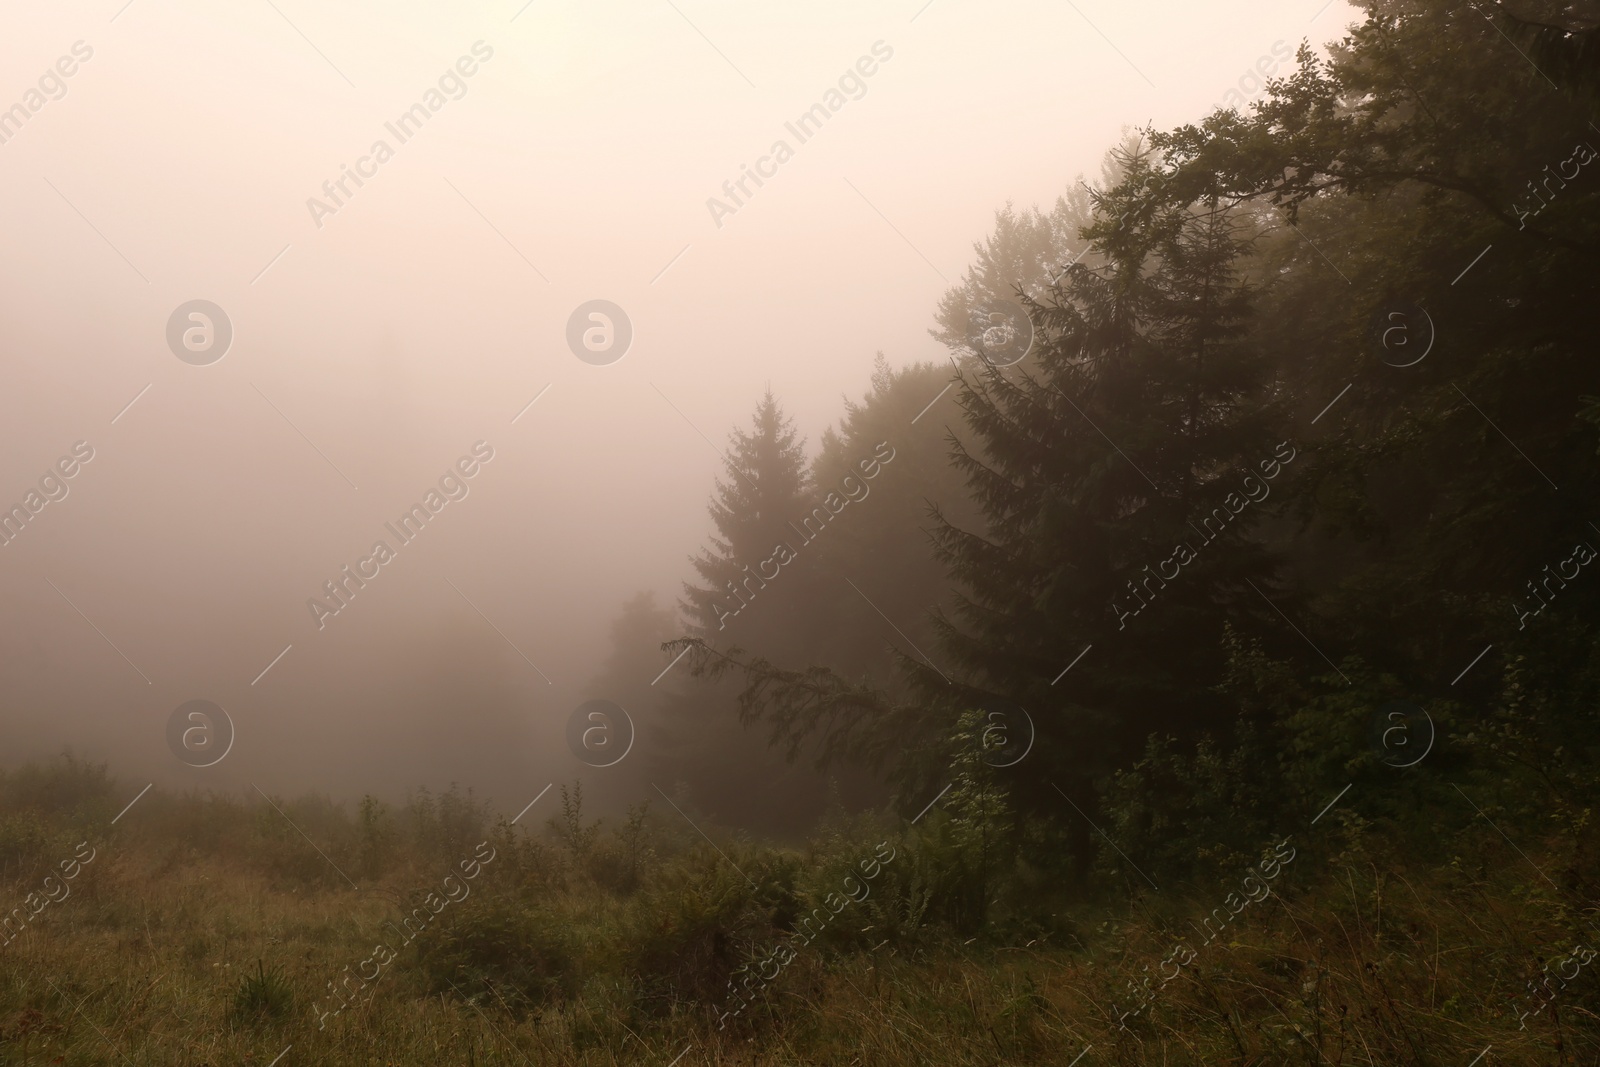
[1,755,1597,1066]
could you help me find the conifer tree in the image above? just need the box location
[919,142,1288,841]
[657,390,840,834]
[800,355,982,683]
[929,136,1139,361]
[680,389,814,644]
[660,0,1600,884]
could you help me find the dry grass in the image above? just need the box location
[2,804,1598,1067]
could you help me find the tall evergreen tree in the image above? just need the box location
[930,136,1140,361]
[664,0,1600,890]
[673,160,1294,858]
[797,356,982,681]
[916,146,1288,851]
[680,389,814,644]
[1153,0,1600,692]
[657,390,849,834]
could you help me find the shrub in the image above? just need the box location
[0,812,53,882]
[621,853,773,1006]
[415,894,579,1012]
[0,753,114,819]
[229,961,294,1026]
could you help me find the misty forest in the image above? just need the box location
[7,1,1600,1064]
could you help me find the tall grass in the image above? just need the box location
[0,755,1595,1064]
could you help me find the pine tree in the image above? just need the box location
[929,136,1140,362]
[680,389,813,644]
[657,390,840,835]
[801,354,982,683]
[921,141,1288,849]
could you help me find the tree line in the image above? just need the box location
[592,0,1600,896]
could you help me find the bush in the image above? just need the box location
[229,961,294,1026]
[621,852,773,1006]
[415,894,579,1012]
[0,812,53,883]
[0,753,114,819]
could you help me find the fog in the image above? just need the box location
[0,0,1352,808]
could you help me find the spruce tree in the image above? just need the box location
[657,390,836,834]
[680,389,814,644]
[921,143,1288,849]
[801,355,982,683]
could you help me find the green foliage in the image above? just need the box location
[406,783,488,866]
[608,800,652,895]
[1101,732,1273,892]
[680,388,816,643]
[0,812,54,881]
[793,711,1019,942]
[229,960,293,1027]
[660,388,865,835]
[926,709,1016,931]
[414,893,579,1013]
[620,847,780,1005]
[358,794,393,880]
[13,4,1600,1061]
[548,782,601,860]
[670,0,1600,904]
[913,138,1288,853]
[248,792,352,890]
[0,752,115,819]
